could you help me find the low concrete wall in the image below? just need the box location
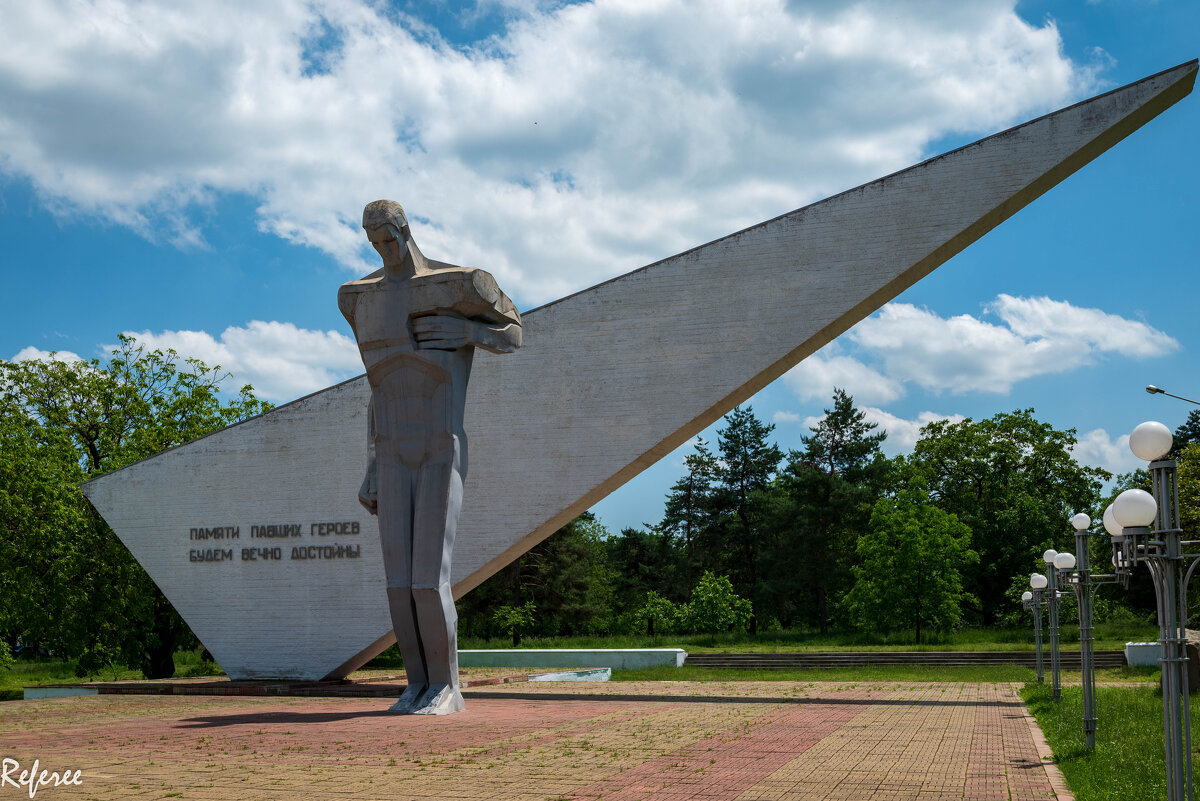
[528,668,611,682]
[1125,642,1159,667]
[458,648,686,670]
[23,687,100,700]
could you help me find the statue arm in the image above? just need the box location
[410,314,522,353]
[337,285,358,329]
[470,320,522,354]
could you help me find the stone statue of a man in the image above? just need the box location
[339,200,522,714]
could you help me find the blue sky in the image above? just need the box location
[1,0,1196,534]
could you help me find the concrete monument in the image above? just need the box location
[80,61,1197,682]
[338,200,522,714]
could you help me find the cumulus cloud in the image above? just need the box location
[0,0,1095,305]
[848,297,1178,394]
[11,346,82,363]
[783,346,904,405]
[120,321,362,403]
[1073,428,1142,476]
[857,407,967,454]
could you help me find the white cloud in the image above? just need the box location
[857,407,967,454]
[120,321,362,403]
[773,411,803,424]
[0,0,1095,305]
[848,298,1177,394]
[987,294,1178,358]
[11,346,82,363]
[1073,428,1141,476]
[783,347,904,405]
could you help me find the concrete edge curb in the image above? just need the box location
[1014,683,1075,801]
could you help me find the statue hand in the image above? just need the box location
[411,313,476,350]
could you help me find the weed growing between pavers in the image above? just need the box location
[1022,682,1200,801]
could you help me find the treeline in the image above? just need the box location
[0,339,273,677]
[460,391,1192,643]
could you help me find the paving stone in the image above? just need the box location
[0,681,1068,799]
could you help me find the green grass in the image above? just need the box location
[0,649,224,698]
[454,622,1157,654]
[611,664,1038,682]
[1022,681,1200,800]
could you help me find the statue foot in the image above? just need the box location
[388,682,428,714]
[410,683,465,715]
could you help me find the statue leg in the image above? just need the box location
[409,434,465,714]
[375,448,429,712]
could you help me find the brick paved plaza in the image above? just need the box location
[0,681,1068,800]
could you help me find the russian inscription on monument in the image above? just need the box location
[340,200,523,715]
[186,521,363,563]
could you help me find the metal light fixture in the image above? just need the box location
[1110,421,1197,801]
[1056,511,1120,750]
[1146,385,1200,406]
[1028,574,1048,682]
[1042,549,1063,701]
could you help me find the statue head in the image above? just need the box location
[363,200,409,236]
[363,200,413,273]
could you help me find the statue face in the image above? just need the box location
[366,224,409,270]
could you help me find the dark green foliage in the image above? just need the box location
[768,389,887,632]
[702,406,782,633]
[0,336,271,678]
[457,512,614,640]
[656,438,718,589]
[909,409,1108,625]
[843,479,978,642]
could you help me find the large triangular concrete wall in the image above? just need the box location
[83,61,1197,680]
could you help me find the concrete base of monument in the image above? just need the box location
[458,648,686,670]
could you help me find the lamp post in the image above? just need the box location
[1056,534,1098,750]
[1044,549,1063,702]
[1030,574,1048,683]
[1110,420,1197,801]
[1147,385,1200,406]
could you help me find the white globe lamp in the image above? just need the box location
[1103,504,1122,537]
[1112,488,1158,529]
[1054,552,1076,570]
[1129,421,1173,462]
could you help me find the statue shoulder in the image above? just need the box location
[410,268,521,326]
[338,272,383,319]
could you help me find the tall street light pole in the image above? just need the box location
[1029,574,1048,683]
[1110,420,1198,801]
[1044,549,1063,702]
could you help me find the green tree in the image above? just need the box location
[491,602,537,647]
[770,389,888,631]
[682,572,752,634]
[910,409,1107,625]
[0,336,271,677]
[705,406,782,633]
[844,481,977,643]
[1172,410,1200,458]
[656,438,718,587]
[633,590,682,636]
[457,513,615,639]
[605,526,688,615]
